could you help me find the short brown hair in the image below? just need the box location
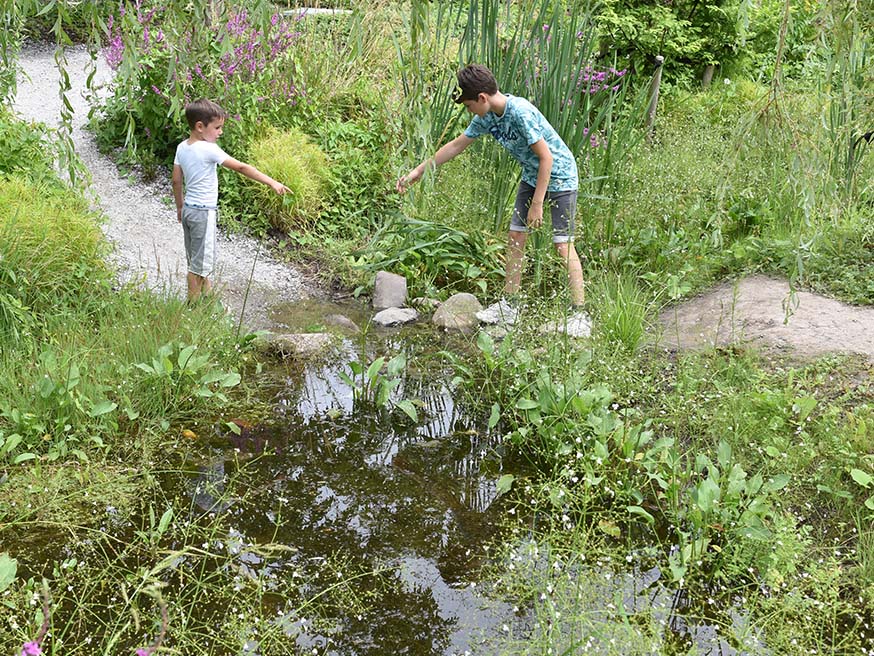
[453,64,498,103]
[184,98,228,129]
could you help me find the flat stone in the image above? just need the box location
[263,332,335,359]
[373,307,418,326]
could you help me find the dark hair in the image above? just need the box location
[453,64,498,103]
[184,98,228,129]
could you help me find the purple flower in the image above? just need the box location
[20,643,42,656]
[135,649,149,656]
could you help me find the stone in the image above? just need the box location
[432,293,482,332]
[373,271,407,310]
[540,310,592,339]
[324,313,360,333]
[373,307,418,327]
[263,332,335,359]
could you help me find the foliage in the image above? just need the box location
[0,178,109,317]
[590,270,650,352]
[595,0,744,82]
[338,352,418,421]
[95,1,305,169]
[355,214,505,298]
[244,128,331,232]
[315,109,399,239]
[0,463,389,655]
[0,119,253,465]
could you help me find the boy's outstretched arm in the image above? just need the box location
[396,134,473,193]
[222,157,291,195]
[172,164,184,222]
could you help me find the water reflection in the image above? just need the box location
[194,320,515,654]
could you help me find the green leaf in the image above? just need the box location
[366,357,385,382]
[694,478,721,513]
[717,440,732,468]
[177,344,197,369]
[762,474,791,493]
[220,372,241,388]
[157,508,174,535]
[0,553,17,593]
[495,474,515,496]
[515,398,539,410]
[394,399,418,422]
[487,403,501,429]
[1,433,22,455]
[386,354,406,376]
[89,400,117,417]
[850,468,874,488]
[476,330,495,357]
[13,453,37,464]
[627,505,654,523]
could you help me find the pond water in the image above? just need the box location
[190,299,518,654]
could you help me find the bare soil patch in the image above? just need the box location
[658,274,874,362]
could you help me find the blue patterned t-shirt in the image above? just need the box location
[463,95,578,192]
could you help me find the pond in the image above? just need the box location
[6,299,870,655]
[188,299,518,654]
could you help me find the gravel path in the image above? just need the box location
[13,42,310,331]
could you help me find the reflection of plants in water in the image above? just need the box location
[0,462,394,655]
[339,352,419,422]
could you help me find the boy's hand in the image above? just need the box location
[177,207,182,223]
[396,167,422,193]
[271,181,291,195]
[527,201,544,228]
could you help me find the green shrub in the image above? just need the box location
[0,177,110,316]
[245,128,331,232]
[0,107,60,186]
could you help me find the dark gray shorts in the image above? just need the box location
[181,205,218,277]
[510,181,578,244]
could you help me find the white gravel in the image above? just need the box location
[12,42,310,330]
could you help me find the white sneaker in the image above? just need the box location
[542,310,592,338]
[476,298,519,325]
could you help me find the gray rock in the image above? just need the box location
[432,293,482,331]
[373,271,407,310]
[373,307,418,326]
[264,332,335,359]
[324,313,360,333]
[540,311,592,338]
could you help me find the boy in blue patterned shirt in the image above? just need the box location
[397,64,586,325]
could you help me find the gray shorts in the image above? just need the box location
[181,205,218,277]
[510,181,578,244]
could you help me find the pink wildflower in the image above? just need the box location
[20,643,42,656]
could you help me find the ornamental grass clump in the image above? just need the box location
[246,128,330,231]
[0,178,110,315]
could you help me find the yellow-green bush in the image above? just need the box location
[246,128,331,231]
[0,177,110,314]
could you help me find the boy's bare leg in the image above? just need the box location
[187,272,205,303]
[504,230,527,296]
[555,242,585,307]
